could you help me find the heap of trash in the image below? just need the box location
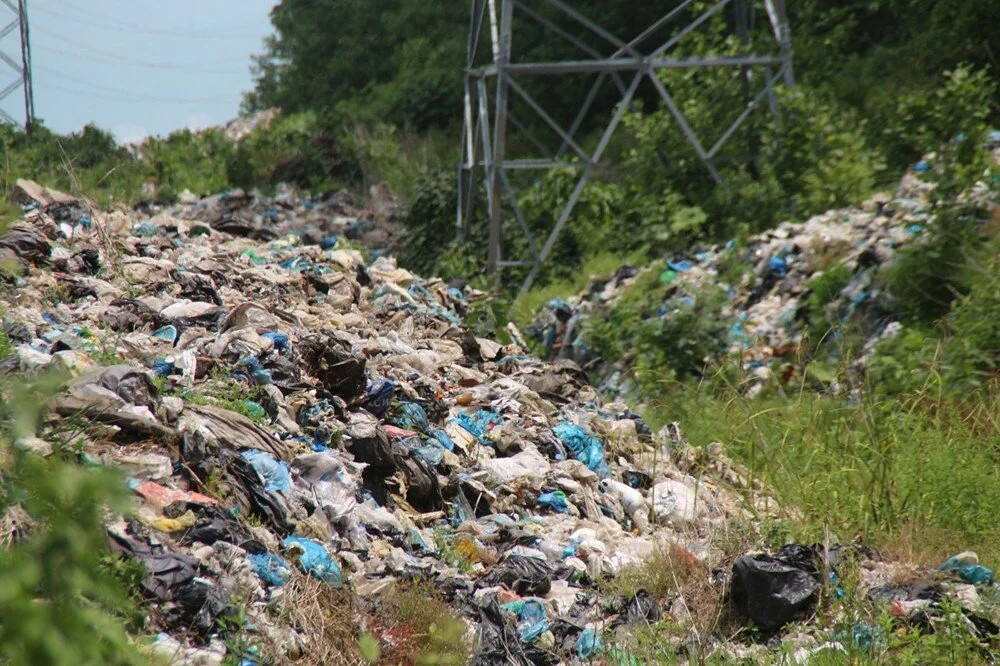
[2,176,997,663]
[531,149,1000,400]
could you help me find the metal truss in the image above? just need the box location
[0,0,33,130]
[457,0,793,296]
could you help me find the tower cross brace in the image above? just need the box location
[457,0,793,297]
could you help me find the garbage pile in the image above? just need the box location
[2,176,997,662]
[134,184,400,259]
[531,157,1000,398]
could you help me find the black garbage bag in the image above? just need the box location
[612,589,662,627]
[482,555,555,596]
[299,332,366,400]
[178,504,266,553]
[474,599,533,666]
[173,270,223,305]
[731,545,820,630]
[108,527,197,599]
[171,579,237,636]
[0,222,50,266]
[867,582,940,604]
[97,364,160,408]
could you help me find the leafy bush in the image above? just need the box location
[585,271,729,386]
[515,167,625,283]
[880,65,997,171]
[0,372,143,665]
[398,169,459,276]
[766,89,886,215]
[805,262,853,343]
[883,200,983,325]
[227,112,357,191]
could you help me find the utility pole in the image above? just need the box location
[0,0,34,132]
[458,0,794,296]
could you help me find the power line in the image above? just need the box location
[33,43,250,73]
[34,2,266,40]
[41,81,235,106]
[35,65,235,104]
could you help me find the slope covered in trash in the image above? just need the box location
[2,174,999,663]
[530,146,1000,401]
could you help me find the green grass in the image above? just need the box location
[644,366,1000,568]
[510,250,647,331]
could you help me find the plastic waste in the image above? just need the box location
[483,554,555,596]
[537,490,569,513]
[667,259,692,272]
[450,409,503,444]
[238,356,273,386]
[552,423,608,477]
[153,325,178,344]
[363,379,396,418]
[249,552,293,587]
[940,552,994,585]
[515,598,548,643]
[615,589,661,626]
[429,428,455,451]
[393,401,429,432]
[260,332,289,351]
[241,450,292,494]
[577,627,602,659]
[731,544,820,630]
[281,536,343,587]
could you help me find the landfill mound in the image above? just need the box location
[531,154,1000,400]
[2,175,997,663]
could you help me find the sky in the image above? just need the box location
[0,0,278,144]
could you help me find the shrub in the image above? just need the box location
[879,65,997,172]
[0,372,143,665]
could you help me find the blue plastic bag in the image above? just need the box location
[429,429,455,451]
[281,536,343,587]
[153,325,178,344]
[577,627,602,659]
[249,552,292,587]
[517,599,549,643]
[768,255,788,276]
[667,259,692,272]
[394,401,429,432]
[260,332,289,351]
[364,379,396,418]
[411,440,445,466]
[238,356,273,385]
[449,409,503,444]
[553,423,609,477]
[940,555,995,586]
[537,491,569,513]
[241,450,292,494]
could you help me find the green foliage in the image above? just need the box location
[515,167,626,283]
[880,66,998,171]
[805,262,853,342]
[374,583,472,665]
[884,202,982,326]
[398,169,458,276]
[766,89,886,215]
[227,112,356,191]
[651,371,1000,566]
[0,372,144,665]
[586,271,729,387]
[1,112,360,214]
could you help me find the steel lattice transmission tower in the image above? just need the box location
[0,0,34,131]
[457,0,793,295]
